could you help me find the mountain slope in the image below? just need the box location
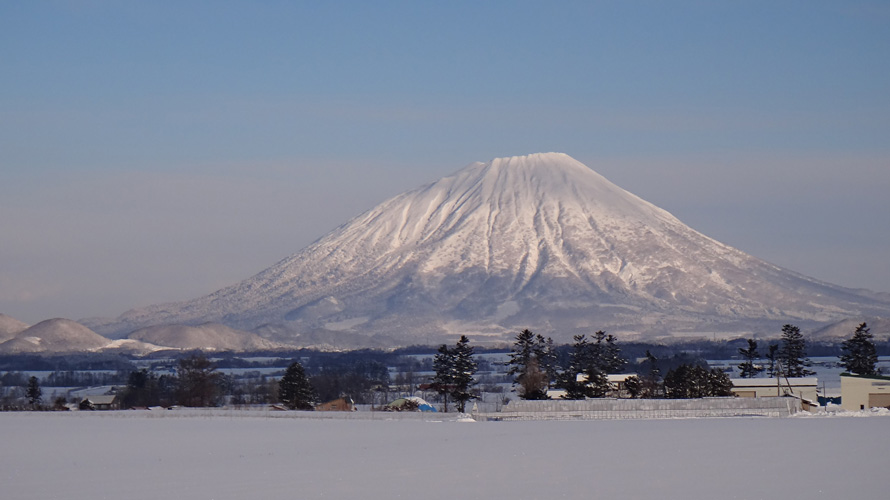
[0,314,29,342]
[127,323,285,351]
[92,153,890,343]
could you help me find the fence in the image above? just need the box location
[476,397,800,421]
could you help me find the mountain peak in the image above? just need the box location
[467,152,598,179]
[488,152,574,167]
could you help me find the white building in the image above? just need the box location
[840,373,890,411]
[730,377,818,403]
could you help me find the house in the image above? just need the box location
[546,373,639,399]
[316,397,355,412]
[730,377,818,403]
[607,374,638,398]
[840,373,890,411]
[80,394,120,410]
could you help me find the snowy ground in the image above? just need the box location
[2,410,887,500]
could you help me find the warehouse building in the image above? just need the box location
[840,373,890,411]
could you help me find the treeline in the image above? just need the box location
[2,321,884,411]
[503,329,733,400]
[116,354,395,409]
[1,336,884,375]
[0,354,136,372]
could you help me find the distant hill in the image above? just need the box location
[0,316,292,354]
[0,318,110,354]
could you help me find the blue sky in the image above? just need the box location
[2,1,889,324]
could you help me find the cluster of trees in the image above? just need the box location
[609,350,732,399]
[117,356,322,410]
[737,322,880,379]
[505,330,734,400]
[555,332,626,399]
[308,359,390,405]
[431,335,478,412]
[737,325,815,379]
[506,329,558,399]
[118,355,224,408]
[228,372,280,407]
[1,376,49,411]
[663,364,733,398]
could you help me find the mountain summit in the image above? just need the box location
[94,153,890,345]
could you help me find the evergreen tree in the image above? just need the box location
[663,364,695,398]
[777,324,815,377]
[556,335,593,399]
[506,329,551,399]
[708,368,734,397]
[432,343,456,412]
[640,350,662,398]
[589,331,606,371]
[534,335,559,388]
[587,331,627,374]
[602,333,627,374]
[840,322,879,376]
[26,376,42,408]
[623,375,642,398]
[582,365,611,398]
[450,335,478,413]
[278,361,317,410]
[507,329,537,384]
[765,343,779,378]
[737,339,763,378]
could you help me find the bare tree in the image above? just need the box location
[176,355,222,407]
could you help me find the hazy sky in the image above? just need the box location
[2,1,889,325]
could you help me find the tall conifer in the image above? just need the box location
[840,322,879,376]
[278,362,317,410]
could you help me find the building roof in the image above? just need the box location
[84,395,117,405]
[730,377,817,387]
[840,372,890,381]
[607,374,638,383]
[576,373,638,382]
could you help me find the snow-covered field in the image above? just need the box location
[2,410,887,500]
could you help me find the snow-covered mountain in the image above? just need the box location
[89,153,890,345]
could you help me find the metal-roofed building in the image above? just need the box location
[730,377,818,403]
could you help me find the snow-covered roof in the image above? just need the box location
[575,373,638,383]
[607,374,638,383]
[84,395,117,405]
